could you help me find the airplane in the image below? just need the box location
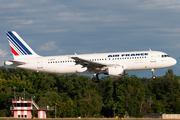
[4,31,177,83]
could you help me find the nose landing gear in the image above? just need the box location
[152,69,156,79]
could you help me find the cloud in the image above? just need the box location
[13,19,34,25]
[57,12,126,22]
[39,41,57,51]
[0,49,8,57]
[57,12,100,22]
[0,49,8,65]
[137,0,178,10]
[44,29,67,33]
[6,3,22,8]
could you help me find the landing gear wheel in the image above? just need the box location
[92,74,99,83]
[151,69,156,80]
[152,75,156,80]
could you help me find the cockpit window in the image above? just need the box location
[162,54,169,58]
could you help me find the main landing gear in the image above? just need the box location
[151,69,156,80]
[92,74,99,83]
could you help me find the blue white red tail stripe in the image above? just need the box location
[7,36,24,55]
[7,32,27,55]
[10,46,19,56]
[6,31,32,56]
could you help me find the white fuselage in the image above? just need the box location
[5,31,177,80]
[13,51,177,74]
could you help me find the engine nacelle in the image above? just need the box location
[107,66,125,77]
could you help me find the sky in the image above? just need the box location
[0,0,180,78]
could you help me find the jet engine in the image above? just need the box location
[107,66,125,77]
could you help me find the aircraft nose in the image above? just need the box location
[171,58,177,66]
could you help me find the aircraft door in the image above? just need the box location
[37,58,43,69]
[150,52,156,62]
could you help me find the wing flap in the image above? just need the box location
[71,57,107,70]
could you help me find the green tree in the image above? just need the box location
[56,99,77,117]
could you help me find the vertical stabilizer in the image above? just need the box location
[6,31,40,60]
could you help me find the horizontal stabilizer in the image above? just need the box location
[4,60,25,66]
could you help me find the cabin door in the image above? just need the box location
[37,58,43,69]
[150,52,156,62]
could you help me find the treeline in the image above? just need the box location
[0,66,180,117]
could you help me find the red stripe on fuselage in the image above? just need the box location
[10,46,19,56]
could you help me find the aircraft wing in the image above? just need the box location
[71,57,108,71]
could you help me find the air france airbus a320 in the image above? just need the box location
[4,31,177,83]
